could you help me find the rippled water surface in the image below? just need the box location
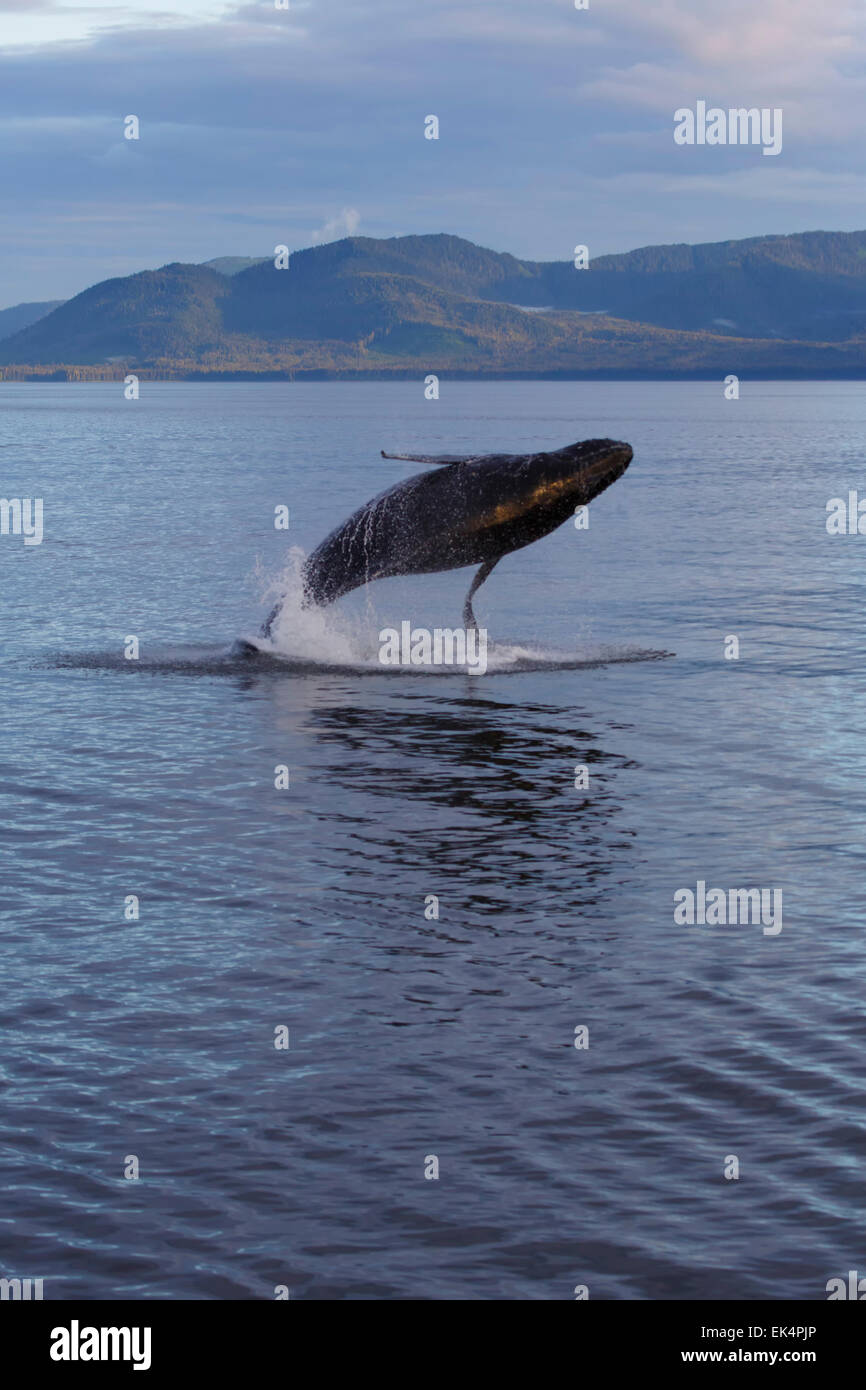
[2,380,865,1299]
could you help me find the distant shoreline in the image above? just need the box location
[4,368,866,383]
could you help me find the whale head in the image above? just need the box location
[464,438,632,544]
[540,437,633,506]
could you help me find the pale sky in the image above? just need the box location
[1,0,864,304]
[0,0,235,48]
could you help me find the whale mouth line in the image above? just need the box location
[578,444,632,490]
[582,460,627,488]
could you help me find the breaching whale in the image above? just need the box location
[259,437,632,639]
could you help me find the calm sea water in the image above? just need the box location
[1,380,865,1300]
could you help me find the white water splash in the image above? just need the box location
[245,552,669,673]
[251,547,374,666]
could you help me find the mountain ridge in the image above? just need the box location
[3,229,866,376]
[0,299,65,342]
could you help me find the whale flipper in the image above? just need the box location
[463,557,499,629]
[381,450,479,466]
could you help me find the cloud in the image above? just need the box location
[310,207,361,245]
[587,0,866,134]
[0,0,864,304]
[610,0,866,71]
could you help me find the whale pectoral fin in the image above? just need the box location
[463,558,499,630]
[381,450,474,466]
[260,600,282,638]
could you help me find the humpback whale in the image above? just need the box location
[260,437,632,638]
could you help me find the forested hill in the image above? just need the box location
[3,229,866,375]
